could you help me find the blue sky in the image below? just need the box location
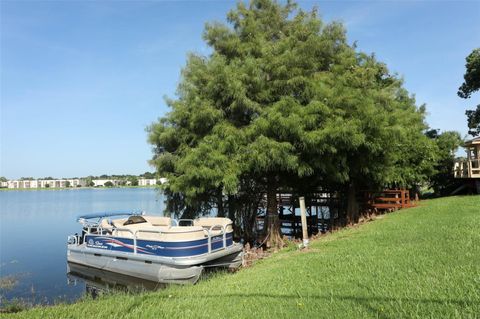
[1,0,479,179]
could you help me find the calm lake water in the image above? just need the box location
[0,188,165,306]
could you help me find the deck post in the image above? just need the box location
[307,204,313,234]
[291,205,296,237]
[299,197,309,248]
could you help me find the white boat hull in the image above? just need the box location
[67,242,243,284]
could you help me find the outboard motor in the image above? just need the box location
[79,229,87,244]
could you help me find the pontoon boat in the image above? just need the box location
[67,212,243,284]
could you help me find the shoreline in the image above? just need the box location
[0,186,159,192]
[1,196,478,318]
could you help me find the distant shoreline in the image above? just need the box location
[0,185,159,191]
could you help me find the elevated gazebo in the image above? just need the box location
[453,137,480,194]
[454,137,480,179]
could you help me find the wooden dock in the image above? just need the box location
[255,189,416,240]
[256,192,343,237]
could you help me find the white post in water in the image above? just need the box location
[299,196,309,248]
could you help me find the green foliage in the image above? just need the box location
[458,48,480,136]
[425,129,463,196]
[0,177,7,182]
[140,172,156,179]
[85,176,94,187]
[128,177,139,186]
[0,299,29,314]
[8,196,480,318]
[458,48,480,99]
[465,104,480,136]
[148,0,436,233]
[104,181,114,187]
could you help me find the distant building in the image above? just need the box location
[3,176,167,189]
[138,178,157,186]
[92,179,116,187]
[6,179,85,189]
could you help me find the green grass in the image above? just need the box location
[4,196,479,318]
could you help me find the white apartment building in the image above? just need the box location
[2,177,166,189]
[138,178,157,186]
[6,179,84,189]
[92,179,117,187]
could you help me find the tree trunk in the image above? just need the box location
[227,195,235,222]
[346,182,359,224]
[227,195,239,240]
[264,175,283,249]
[217,187,225,217]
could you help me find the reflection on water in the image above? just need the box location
[67,262,166,299]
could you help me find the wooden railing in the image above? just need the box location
[365,189,416,211]
[454,159,480,178]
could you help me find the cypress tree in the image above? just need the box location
[148,0,436,248]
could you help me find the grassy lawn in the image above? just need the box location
[4,196,479,318]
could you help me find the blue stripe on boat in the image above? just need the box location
[85,233,234,257]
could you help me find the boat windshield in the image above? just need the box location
[77,210,143,226]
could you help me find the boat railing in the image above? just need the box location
[108,228,165,254]
[67,235,78,245]
[134,229,164,254]
[203,224,227,253]
[73,223,229,256]
[111,227,137,253]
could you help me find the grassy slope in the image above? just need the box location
[6,196,480,319]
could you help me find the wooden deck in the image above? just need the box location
[364,189,416,211]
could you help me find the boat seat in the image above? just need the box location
[142,216,172,226]
[113,224,206,242]
[102,217,232,242]
[159,226,207,241]
[99,218,113,229]
[111,218,128,228]
[193,217,233,233]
